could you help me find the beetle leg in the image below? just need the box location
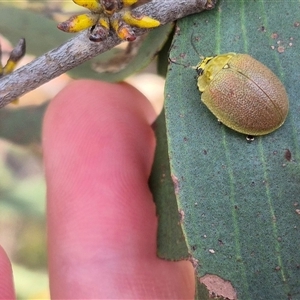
[246,135,255,142]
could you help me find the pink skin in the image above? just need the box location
[0,80,195,299]
[0,246,15,299]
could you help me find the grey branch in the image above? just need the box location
[0,0,216,108]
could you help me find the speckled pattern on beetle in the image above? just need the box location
[196,53,289,136]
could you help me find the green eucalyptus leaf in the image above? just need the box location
[162,0,300,299]
[156,27,174,77]
[149,110,189,260]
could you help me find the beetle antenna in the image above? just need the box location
[190,33,200,56]
[168,39,190,68]
[190,32,204,61]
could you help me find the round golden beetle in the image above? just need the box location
[196,53,289,136]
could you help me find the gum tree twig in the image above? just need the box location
[0,0,217,108]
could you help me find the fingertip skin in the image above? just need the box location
[43,80,195,298]
[44,80,157,180]
[44,80,157,297]
[0,246,15,300]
